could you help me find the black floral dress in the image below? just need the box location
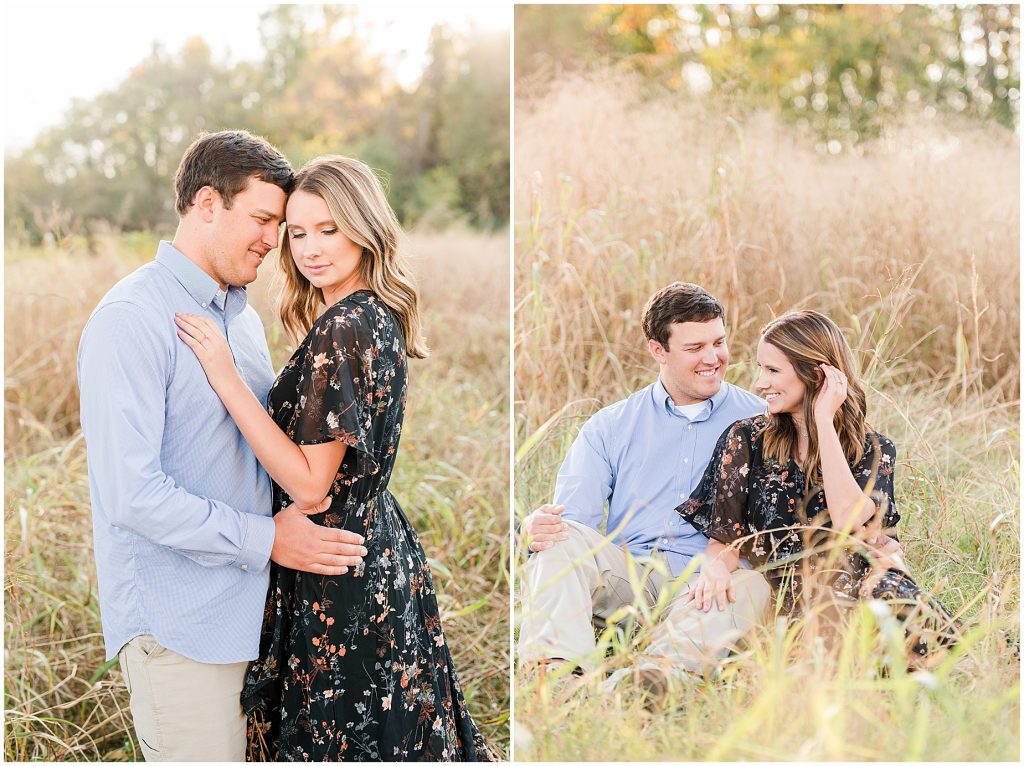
[241,290,491,761]
[677,415,957,655]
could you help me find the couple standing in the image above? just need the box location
[78,131,490,761]
[519,282,956,693]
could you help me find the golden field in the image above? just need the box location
[514,73,1019,761]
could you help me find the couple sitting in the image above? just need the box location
[518,282,956,694]
[78,131,490,761]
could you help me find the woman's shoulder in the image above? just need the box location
[712,414,768,453]
[311,290,381,335]
[725,413,769,440]
[864,428,897,456]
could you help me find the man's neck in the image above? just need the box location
[660,376,713,408]
[171,229,227,292]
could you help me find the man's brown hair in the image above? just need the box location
[174,130,294,216]
[641,282,725,349]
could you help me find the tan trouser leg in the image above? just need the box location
[518,520,660,673]
[118,635,247,762]
[642,568,772,674]
[519,520,771,676]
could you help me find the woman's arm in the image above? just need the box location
[814,364,876,531]
[175,313,345,509]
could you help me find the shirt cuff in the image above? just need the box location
[236,513,275,573]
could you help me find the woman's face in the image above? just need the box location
[755,340,808,416]
[285,190,363,301]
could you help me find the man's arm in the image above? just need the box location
[522,416,613,553]
[78,304,362,575]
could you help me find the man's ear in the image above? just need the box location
[192,186,218,223]
[648,338,667,365]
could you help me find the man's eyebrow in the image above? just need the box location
[253,209,283,221]
[682,335,726,347]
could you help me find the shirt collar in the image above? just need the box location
[155,241,242,310]
[652,377,730,421]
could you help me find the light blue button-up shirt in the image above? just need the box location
[554,378,765,577]
[78,241,277,663]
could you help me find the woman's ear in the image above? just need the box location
[813,365,825,389]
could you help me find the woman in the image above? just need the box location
[677,310,957,658]
[174,156,491,761]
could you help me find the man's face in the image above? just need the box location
[205,178,286,288]
[648,318,729,405]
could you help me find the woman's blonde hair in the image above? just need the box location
[758,310,867,492]
[277,155,428,358]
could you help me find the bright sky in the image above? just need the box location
[2,2,510,151]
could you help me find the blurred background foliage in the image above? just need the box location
[516,3,1019,147]
[4,5,510,246]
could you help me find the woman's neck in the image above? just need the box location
[788,411,809,466]
[322,278,370,308]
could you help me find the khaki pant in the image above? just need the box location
[518,520,771,675]
[118,635,248,762]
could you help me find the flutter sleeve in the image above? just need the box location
[290,306,379,483]
[676,420,755,546]
[853,432,900,531]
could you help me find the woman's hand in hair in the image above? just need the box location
[812,363,848,429]
[174,312,240,394]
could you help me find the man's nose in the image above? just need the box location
[264,225,279,250]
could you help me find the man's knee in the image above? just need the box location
[523,519,602,569]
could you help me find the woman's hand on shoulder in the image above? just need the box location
[174,312,239,392]
[812,363,848,428]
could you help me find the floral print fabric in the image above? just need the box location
[678,415,957,653]
[241,290,490,761]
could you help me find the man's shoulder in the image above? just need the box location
[81,263,174,350]
[718,381,766,415]
[91,261,171,317]
[586,384,652,427]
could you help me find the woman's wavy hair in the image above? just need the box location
[277,155,428,358]
[759,310,867,492]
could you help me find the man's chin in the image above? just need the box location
[699,376,724,396]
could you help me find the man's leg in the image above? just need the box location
[118,635,247,762]
[518,520,659,674]
[641,568,772,675]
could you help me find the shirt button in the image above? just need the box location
[688,424,693,430]
[683,457,689,463]
[241,564,248,571]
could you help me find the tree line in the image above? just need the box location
[5,6,509,245]
[516,4,1019,146]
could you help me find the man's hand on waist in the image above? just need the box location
[271,498,367,575]
[521,504,569,553]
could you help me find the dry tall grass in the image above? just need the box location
[4,227,510,760]
[514,72,1019,761]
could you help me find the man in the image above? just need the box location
[518,282,771,690]
[78,131,366,761]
